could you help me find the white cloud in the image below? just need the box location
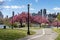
[0,0,4,5]
[0,0,4,4]
[53,7,60,11]
[35,0,38,2]
[47,10,50,14]
[47,10,50,13]
[0,0,4,2]
[0,0,11,2]
[3,6,10,8]
[3,5,25,9]
[0,0,11,4]
[30,8,35,10]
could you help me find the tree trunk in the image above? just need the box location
[40,23,41,28]
[20,19,23,27]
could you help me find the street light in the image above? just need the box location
[27,4,30,35]
[12,11,14,29]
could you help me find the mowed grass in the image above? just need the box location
[30,27,41,30]
[53,28,60,40]
[20,27,41,31]
[0,29,35,40]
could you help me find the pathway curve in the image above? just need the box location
[18,28,57,40]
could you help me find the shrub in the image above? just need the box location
[13,23,18,28]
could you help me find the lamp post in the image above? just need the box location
[12,11,14,29]
[27,4,30,35]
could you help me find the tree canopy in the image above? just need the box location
[57,13,60,21]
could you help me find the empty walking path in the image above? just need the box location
[18,28,57,40]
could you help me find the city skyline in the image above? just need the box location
[0,0,60,17]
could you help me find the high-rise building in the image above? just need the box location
[0,11,3,18]
[40,9,42,15]
[0,11,3,24]
[32,13,37,16]
[38,11,41,15]
[38,9,42,16]
[43,9,47,17]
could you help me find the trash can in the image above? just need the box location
[3,26,6,29]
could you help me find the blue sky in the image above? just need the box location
[0,0,60,17]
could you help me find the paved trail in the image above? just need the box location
[19,28,57,40]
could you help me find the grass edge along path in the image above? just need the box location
[0,29,35,40]
[20,27,42,31]
[53,28,60,40]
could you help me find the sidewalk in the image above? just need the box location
[18,28,57,40]
[31,28,57,40]
[18,29,43,40]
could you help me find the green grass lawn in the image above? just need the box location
[0,29,35,40]
[30,27,41,30]
[20,27,41,31]
[53,28,60,40]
